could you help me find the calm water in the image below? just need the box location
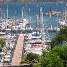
[0,2,67,40]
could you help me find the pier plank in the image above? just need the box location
[11,34,24,65]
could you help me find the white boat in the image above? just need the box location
[19,18,32,31]
[57,5,67,26]
[29,32,41,39]
[57,19,67,26]
[0,32,6,35]
[25,7,48,55]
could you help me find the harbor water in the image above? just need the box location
[0,2,67,40]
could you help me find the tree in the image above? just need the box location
[51,26,67,49]
[36,46,67,67]
[38,52,63,67]
[21,52,39,63]
[52,46,67,62]
[0,38,5,48]
[51,46,67,67]
[0,38,5,52]
[37,26,67,67]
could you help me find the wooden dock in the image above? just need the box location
[11,34,24,65]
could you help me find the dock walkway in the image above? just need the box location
[11,34,24,65]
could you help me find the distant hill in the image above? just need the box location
[0,0,66,3]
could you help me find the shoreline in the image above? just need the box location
[0,2,66,4]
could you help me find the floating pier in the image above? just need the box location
[11,34,24,65]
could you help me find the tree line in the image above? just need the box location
[21,26,67,67]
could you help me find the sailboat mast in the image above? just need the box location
[22,7,24,19]
[36,14,39,33]
[29,16,31,23]
[65,5,66,20]
[40,7,42,33]
[7,4,8,19]
[0,8,2,19]
[29,16,31,28]
[40,7,45,45]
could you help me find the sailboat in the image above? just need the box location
[24,7,48,55]
[57,4,67,26]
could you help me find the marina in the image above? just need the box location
[0,32,17,65]
[0,2,67,66]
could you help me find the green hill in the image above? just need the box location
[0,0,66,3]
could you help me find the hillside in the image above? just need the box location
[0,0,66,3]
